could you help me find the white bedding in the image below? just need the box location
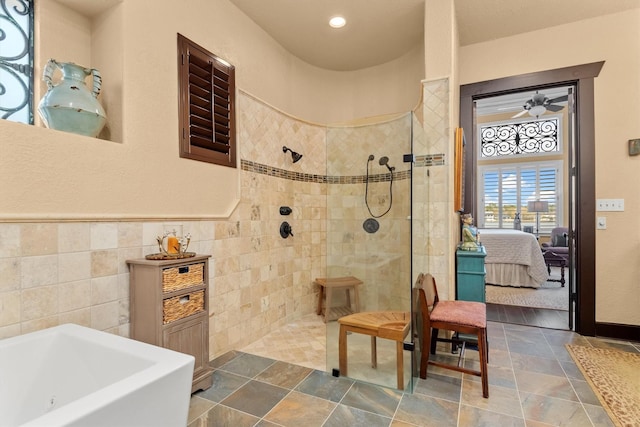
[478,229,549,288]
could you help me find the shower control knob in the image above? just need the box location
[279,206,292,215]
[280,222,293,238]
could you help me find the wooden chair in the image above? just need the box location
[338,311,410,390]
[415,273,489,398]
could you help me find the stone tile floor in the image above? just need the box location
[187,316,639,426]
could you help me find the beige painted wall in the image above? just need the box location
[423,0,459,299]
[0,0,423,220]
[459,9,640,326]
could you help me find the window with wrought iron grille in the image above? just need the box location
[0,0,34,124]
[476,115,563,233]
[177,33,236,168]
[479,116,561,159]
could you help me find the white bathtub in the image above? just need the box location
[0,324,195,427]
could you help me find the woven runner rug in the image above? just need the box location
[566,345,640,427]
[485,267,568,310]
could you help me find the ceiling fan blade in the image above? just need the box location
[546,104,564,112]
[512,109,528,118]
[547,95,568,104]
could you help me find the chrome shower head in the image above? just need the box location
[283,146,303,163]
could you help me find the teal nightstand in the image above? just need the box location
[456,246,487,303]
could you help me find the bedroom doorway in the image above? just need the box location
[460,62,604,336]
[474,86,573,330]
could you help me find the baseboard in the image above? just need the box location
[595,322,640,343]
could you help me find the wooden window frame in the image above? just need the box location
[177,33,236,168]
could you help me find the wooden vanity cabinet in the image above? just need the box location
[127,255,213,393]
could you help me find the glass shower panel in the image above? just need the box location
[324,113,413,391]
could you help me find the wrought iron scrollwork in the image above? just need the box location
[480,119,559,158]
[0,0,33,123]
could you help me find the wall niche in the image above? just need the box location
[35,0,123,143]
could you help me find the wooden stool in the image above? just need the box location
[338,311,410,390]
[314,276,362,323]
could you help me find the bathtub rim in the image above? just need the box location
[0,323,195,427]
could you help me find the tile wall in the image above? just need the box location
[414,77,452,299]
[0,83,452,360]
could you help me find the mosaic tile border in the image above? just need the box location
[415,154,445,167]
[241,154,444,184]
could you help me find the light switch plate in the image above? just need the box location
[597,217,606,230]
[596,199,624,211]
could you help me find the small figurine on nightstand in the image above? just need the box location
[460,213,480,250]
[513,212,521,230]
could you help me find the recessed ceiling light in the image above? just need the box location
[329,16,346,28]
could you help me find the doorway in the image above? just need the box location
[473,86,572,330]
[459,62,604,336]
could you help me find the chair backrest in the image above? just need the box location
[414,273,439,326]
[549,227,569,247]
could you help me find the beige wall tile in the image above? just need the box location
[91,249,118,277]
[22,285,58,320]
[91,301,119,331]
[59,308,91,327]
[118,285,130,326]
[0,323,21,340]
[58,251,91,283]
[0,258,20,292]
[118,247,142,274]
[91,223,118,250]
[58,279,91,312]
[20,223,58,256]
[21,316,59,334]
[21,255,58,288]
[0,224,21,257]
[58,222,91,253]
[142,223,165,248]
[117,273,130,300]
[91,275,118,305]
[118,222,143,248]
[0,290,21,326]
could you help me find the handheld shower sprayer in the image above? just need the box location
[378,156,395,172]
[364,153,395,223]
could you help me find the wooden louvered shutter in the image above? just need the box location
[178,34,236,167]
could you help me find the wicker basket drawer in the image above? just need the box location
[162,263,204,293]
[163,290,205,324]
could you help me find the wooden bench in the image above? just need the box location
[314,276,363,323]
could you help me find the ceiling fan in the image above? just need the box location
[512,91,568,118]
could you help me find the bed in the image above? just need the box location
[478,229,549,288]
